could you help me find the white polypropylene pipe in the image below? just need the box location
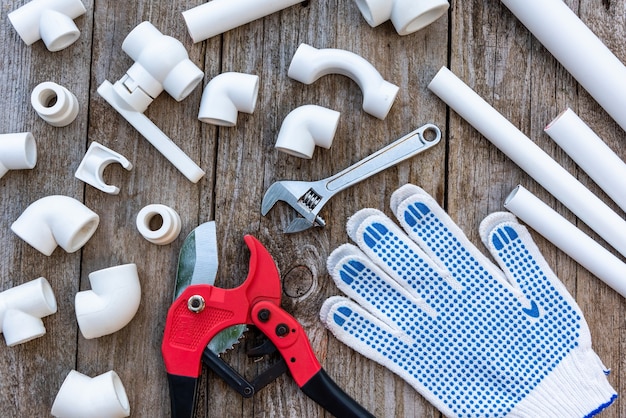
[500,0,626,133]
[275,105,341,158]
[198,72,260,127]
[428,67,626,258]
[354,0,449,35]
[31,82,79,127]
[0,133,37,179]
[183,0,303,43]
[51,370,130,418]
[505,185,626,299]
[545,108,626,213]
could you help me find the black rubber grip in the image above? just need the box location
[167,373,198,418]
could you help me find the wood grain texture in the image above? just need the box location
[0,0,624,416]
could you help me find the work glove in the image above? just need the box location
[320,184,616,418]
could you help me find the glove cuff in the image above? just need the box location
[509,345,616,417]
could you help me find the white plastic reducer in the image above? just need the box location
[354,0,449,35]
[97,21,205,183]
[31,81,79,127]
[288,44,399,120]
[0,277,57,347]
[75,142,133,195]
[76,264,141,339]
[136,204,182,245]
[275,105,341,159]
[198,72,259,126]
[0,132,37,179]
[11,195,99,256]
[51,370,130,418]
[8,0,86,52]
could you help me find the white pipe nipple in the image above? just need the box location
[275,105,341,158]
[31,82,79,127]
[0,133,37,179]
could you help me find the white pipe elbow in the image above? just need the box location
[275,105,341,159]
[51,370,130,418]
[11,195,99,256]
[76,264,141,339]
[0,277,57,347]
[354,0,449,35]
[31,82,79,127]
[198,72,259,126]
[8,0,86,52]
[288,44,399,120]
[0,132,37,179]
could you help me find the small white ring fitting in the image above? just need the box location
[136,204,182,245]
[31,82,79,127]
[354,0,449,35]
[75,142,133,195]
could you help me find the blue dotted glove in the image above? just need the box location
[321,184,616,418]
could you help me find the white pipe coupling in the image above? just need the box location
[136,204,182,245]
[198,72,259,126]
[8,0,86,52]
[11,195,99,256]
[31,82,79,127]
[0,132,37,179]
[354,0,449,35]
[51,370,130,418]
[288,44,399,120]
[76,264,141,339]
[75,142,133,195]
[0,277,57,347]
[275,105,341,159]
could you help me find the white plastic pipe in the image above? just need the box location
[198,72,259,127]
[51,370,130,418]
[288,44,399,120]
[76,264,141,339]
[545,108,626,213]
[8,0,86,52]
[500,0,626,134]
[428,67,626,258]
[0,277,57,347]
[274,105,341,158]
[354,0,449,35]
[11,195,99,256]
[505,185,626,299]
[183,0,303,43]
[75,142,133,195]
[0,133,37,179]
[31,82,79,127]
[136,204,182,245]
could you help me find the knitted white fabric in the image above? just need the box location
[320,184,616,418]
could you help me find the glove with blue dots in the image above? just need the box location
[320,184,616,418]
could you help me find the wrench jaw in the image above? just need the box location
[261,181,326,233]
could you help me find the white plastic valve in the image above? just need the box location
[75,142,132,195]
[354,0,449,35]
[0,277,57,347]
[31,82,79,127]
[8,0,87,52]
[275,105,341,159]
[0,132,37,179]
[198,72,260,126]
[136,204,182,245]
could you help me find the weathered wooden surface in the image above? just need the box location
[0,0,624,416]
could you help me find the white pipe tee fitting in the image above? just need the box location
[31,82,79,127]
[75,142,133,195]
[8,0,87,52]
[0,277,57,347]
[198,72,259,126]
[288,44,399,120]
[354,0,449,35]
[76,264,141,339]
[136,204,182,245]
[275,105,341,158]
[0,132,37,179]
[11,195,100,256]
[51,370,130,418]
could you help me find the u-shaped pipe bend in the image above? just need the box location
[288,43,399,120]
[198,72,259,126]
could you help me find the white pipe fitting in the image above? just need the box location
[0,132,37,179]
[75,142,133,195]
[275,105,341,159]
[76,264,141,339]
[354,0,449,35]
[8,0,86,52]
[11,195,99,256]
[136,204,182,245]
[31,82,79,127]
[288,44,399,120]
[0,277,57,347]
[183,0,303,43]
[51,370,130,418]
[198,72,259,126]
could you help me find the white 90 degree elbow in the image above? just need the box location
[0,132,37,179]
[275,105,341,159]
[76,264,141,339]
[288,44,399,120]
[11,195,99,256]
[0,277,57,347]
[198,72,259,126]
[51,370,130,418]
[354,0,449,35]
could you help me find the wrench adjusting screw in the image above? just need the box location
[188,295,205,313]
